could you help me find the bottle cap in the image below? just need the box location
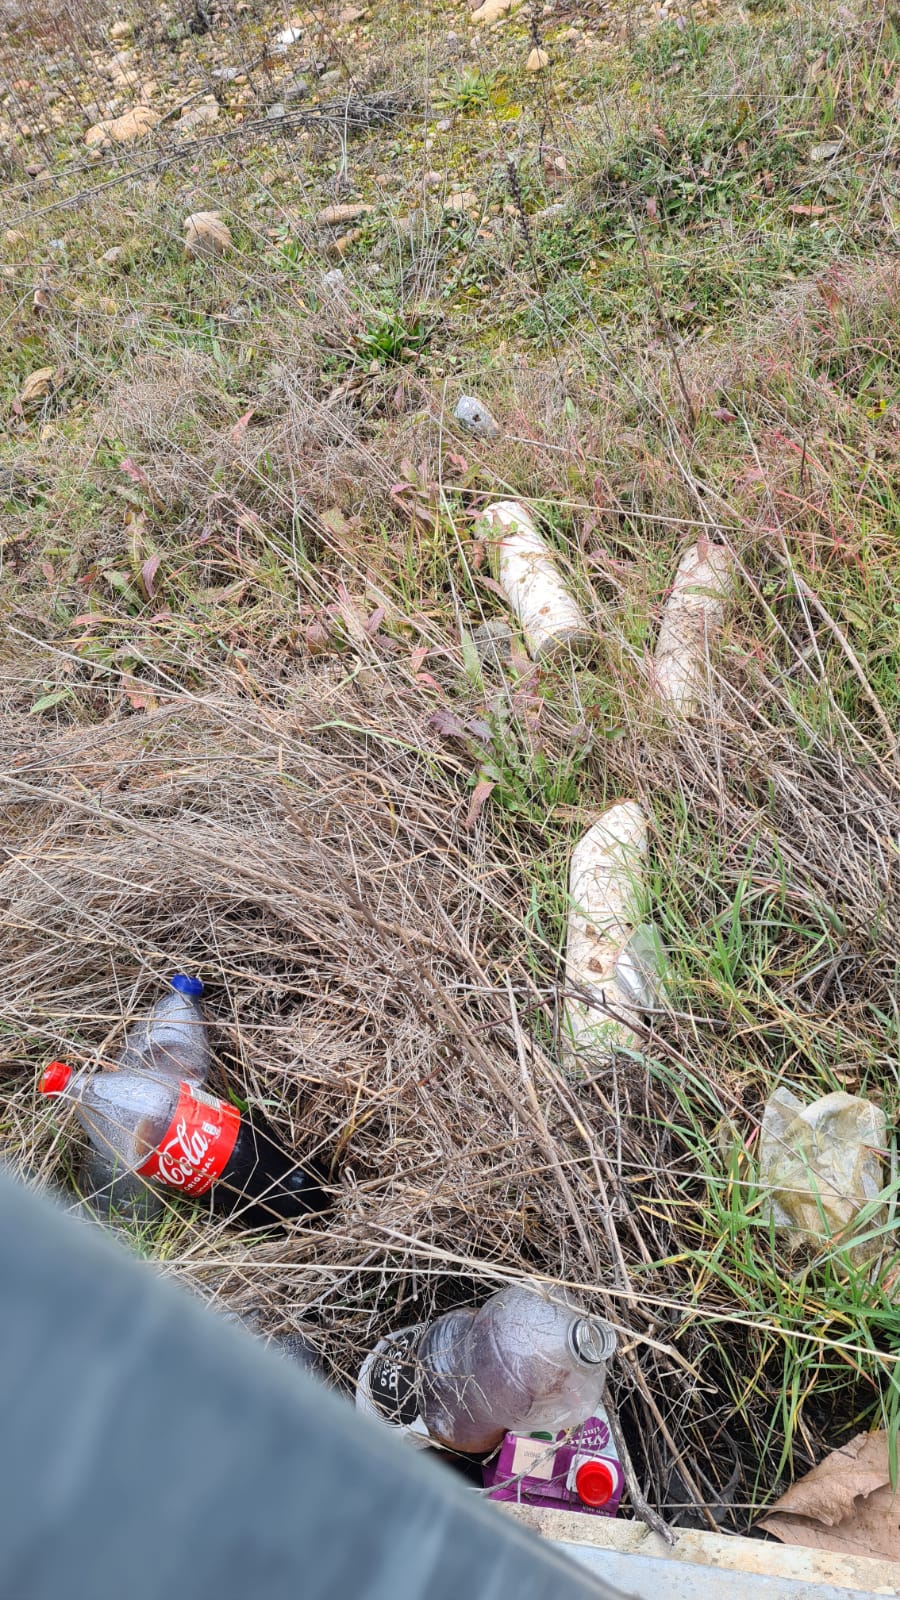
[40,1061,73,1096]
[575,1459,615,1508]
[570,1316,617,1365]
[170,974,204,997]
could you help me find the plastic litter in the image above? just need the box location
[40,1055,330,1231]
[355,1281,616,1454]
[653,541,733,717]
[454,395,501,438]
[80,974,211,1223]
[481,500,591,661]
[757,1086,887,1263]
[483,1406,623,1516]
[563,802,666,1071]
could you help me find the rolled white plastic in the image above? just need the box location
[563,801,648,1070]
[653,542,733,717]
[481,500,591,661]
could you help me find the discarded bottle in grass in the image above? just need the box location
[653,540,733,717]
[218,1309,324,1375]
[563,802,667,1072]
[40,1060,330,1230]
[481,500,591,662]
[483,1406,624,1517]
[81,974,210,1223]
[355,1283,616,1454]
[118,973,211,1083]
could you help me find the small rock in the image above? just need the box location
[473,619,513,665]
[266,102,286,119]
[471,0,515,20]
[338,4,365,19]
[284,74,310,100]
[100,245,124,264]
[454,395,501,438]
[183,210,232,258]
[85,104,159,146]
[317,201,373,225]
[526,46,550,70]
[445,190,477,214]
[318,68,345,89]
[213,66,242,81]
[275,24,303,45]
[178,97,219,133]
[321,267,346,293]
[110,18,133,40]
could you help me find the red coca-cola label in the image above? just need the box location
[137,1081,241,1196]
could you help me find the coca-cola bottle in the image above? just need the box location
[40,1059,330,1230]
[80,974,210,1223]
[356,1283,616,1454]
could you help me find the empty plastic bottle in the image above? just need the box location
[41,1059,330,1231]
[118,973,211,1084]
[80,974,210,1223]
[356,1283,616,1454]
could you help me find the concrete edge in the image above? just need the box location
[502,1504,900,1595]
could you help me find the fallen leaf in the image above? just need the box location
[29,687,73,714]
[183,211,232,258]
[85,105,159,147]
[645,195,659,221]
[428,707,468,740]
[410,646,429,674]
[316,202,374,226]
[140,552,161,599]
[230,407,255,445]
[32,285,52,312]
[120,457,154,494]
[526,46,549,71]
[330,227,364,256]
[41,560,54,581]
[759,1432,900,1562]
[712,406,737,422]
[788,202,828,217]
[18,366,56,406]
[466,777,496,829]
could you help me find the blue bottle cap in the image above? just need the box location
[170,973,204,996]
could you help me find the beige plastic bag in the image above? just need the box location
[563,802,666,1070]
[758,1087,887,1263]
[653,542,733,716]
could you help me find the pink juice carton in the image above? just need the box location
[482,1409,624,1516]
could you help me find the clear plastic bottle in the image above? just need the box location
[80,975,210,1222]
[357,1284,616,1455]
[41,1058,329,1231]
[118,974,211,1084]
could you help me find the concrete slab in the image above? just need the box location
[505,1505,900,1599]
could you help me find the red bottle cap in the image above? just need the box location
[39,1061,73,1096]
[575,1459,615,1508]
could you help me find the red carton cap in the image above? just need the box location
[575,1459,615,1508]
[39,1061,73,1096]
